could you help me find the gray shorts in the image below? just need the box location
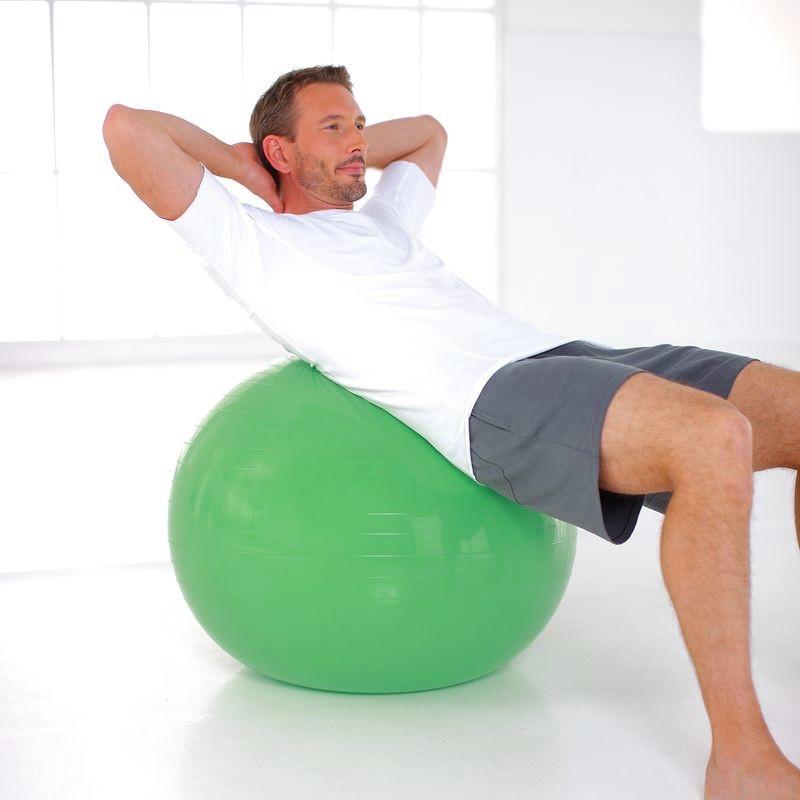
[468,339,761,545]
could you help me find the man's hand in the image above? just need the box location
[232,142,284,214]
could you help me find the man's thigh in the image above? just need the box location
[546,339,760,510]
[597,371,744,498]
[727,359,800,472]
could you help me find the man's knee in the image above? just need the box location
[599,372,752,497]
[668,405,753,486]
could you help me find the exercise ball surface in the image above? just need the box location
[168,356,577,694]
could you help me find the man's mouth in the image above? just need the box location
[338,164,364,175]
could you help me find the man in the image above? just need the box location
[102,64,800,799]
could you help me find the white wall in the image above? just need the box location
[500,0,800,367]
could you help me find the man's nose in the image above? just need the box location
[350,129,367,156]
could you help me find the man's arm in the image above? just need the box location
[364,115,447,188]
[102,105,279,220]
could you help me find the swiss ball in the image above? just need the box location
[168,356,577,694]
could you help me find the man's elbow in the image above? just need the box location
[102,105,133,145]
[423,115,447,141]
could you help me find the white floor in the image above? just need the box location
[2,513,799,800]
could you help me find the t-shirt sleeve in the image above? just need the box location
[365,159,436,234]
[166,162,265,299]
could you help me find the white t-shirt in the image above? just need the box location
[167,159,601,480]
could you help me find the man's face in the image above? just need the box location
[288,82,368,205]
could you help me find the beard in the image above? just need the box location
[294,146,367,204]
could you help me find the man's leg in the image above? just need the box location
[725,359,800,549]
[598,371,800,799]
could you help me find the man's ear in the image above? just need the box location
[264,136,290,177]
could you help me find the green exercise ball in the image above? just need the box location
[168,356,577,694]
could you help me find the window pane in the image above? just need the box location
[243,4,332,128]
[0,174,60,341]
[423,10,496,170]
[424,170,498,304]
[0,2,53,173]
[58,169,161,339]
[334,8,420,122]
[150,2,242,146]
[54,1,148,172]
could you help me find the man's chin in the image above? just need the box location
[338,185,368,203]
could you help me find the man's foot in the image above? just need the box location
[705,743,800,799]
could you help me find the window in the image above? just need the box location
[0,0,500,361]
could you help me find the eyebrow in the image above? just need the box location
[317,113,367,124]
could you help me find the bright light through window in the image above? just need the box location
[702,0,800,132]
[0,0,499,348]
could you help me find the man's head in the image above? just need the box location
[249,65,368,212]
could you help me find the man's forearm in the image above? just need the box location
[112,106,440,179]
[114,105,244,183]
[364,115,442,171]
